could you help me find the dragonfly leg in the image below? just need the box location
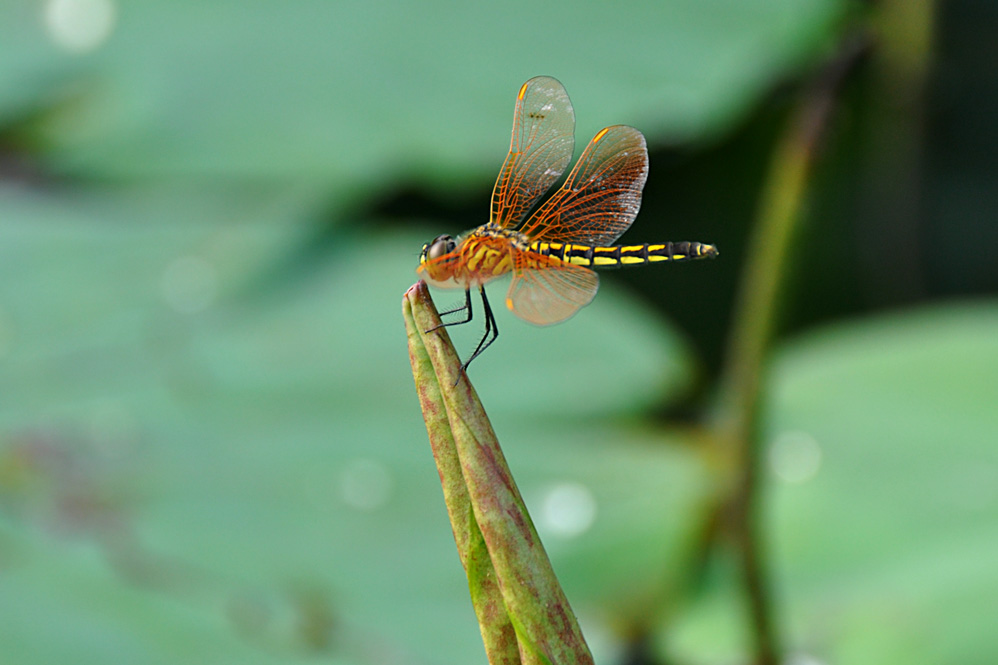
[459,286,498,374]
[426,289,473,332]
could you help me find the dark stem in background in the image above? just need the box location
[858,0,935,304]
[711,33,872,665]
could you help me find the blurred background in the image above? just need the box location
[1,1,996,664]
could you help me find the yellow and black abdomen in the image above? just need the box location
[530,241,718,268]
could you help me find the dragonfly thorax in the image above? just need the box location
[418,224,525,290]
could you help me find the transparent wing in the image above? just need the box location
[505,250,599,325]
[491,76,575,229]
[519,125,648,246]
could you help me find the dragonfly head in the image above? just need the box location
[418,234,461,287]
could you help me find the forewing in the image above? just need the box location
[491,77,575,229]
[505,250,599,326]
[519,125,648,246]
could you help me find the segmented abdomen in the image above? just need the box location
[530,241,717,268]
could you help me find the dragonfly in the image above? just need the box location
[418,76,717,373]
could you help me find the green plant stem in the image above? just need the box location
[404,282,593,665]
[404,286,518,664]
[712,34,870,665]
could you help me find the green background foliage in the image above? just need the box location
[1,1,995,663]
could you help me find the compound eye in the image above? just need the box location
[426,235,456,261]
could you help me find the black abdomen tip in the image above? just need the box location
[698,243,719,258]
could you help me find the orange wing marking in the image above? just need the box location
[490,77,575,229]
[519,125,648,247]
